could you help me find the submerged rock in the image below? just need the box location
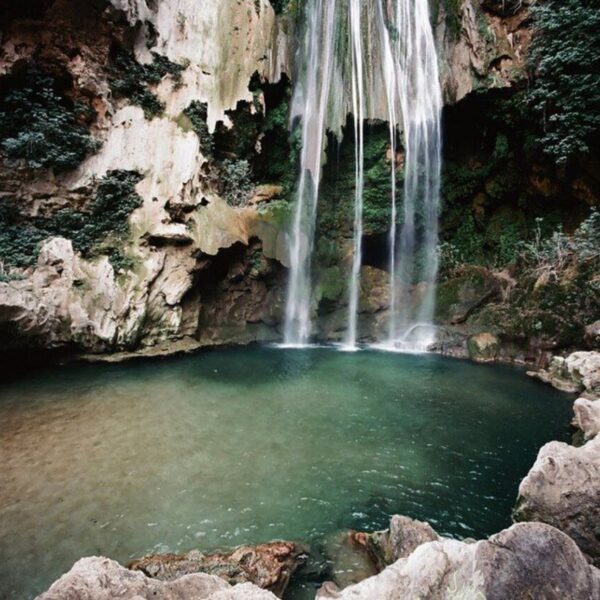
[129,541,306,597]
[317,522,600,600]
[36,556,276,599]
[514,435,600,566]
[530,351,600,399]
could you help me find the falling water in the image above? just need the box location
[283,0,339,346]
[387,0,442,350]
[343,0,366,350]
[283,0,442,350]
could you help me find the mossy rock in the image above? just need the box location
[467,332,501,362]
[436,266,500,324]
[317,265,346,302]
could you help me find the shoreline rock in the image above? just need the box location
[514,435,600,566]
[36,556,277,599]
[128,541,307,598]
[317,521,600,600]
[529,351,600,400]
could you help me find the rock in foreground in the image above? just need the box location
[129,541,306,597]
[514,435,600,565]
[36,556,277,599]
[317,522,600,600]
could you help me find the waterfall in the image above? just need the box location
[283,0,339,346]
[283,0,442,350]
[343,0,366,350]
[387,0,442,350]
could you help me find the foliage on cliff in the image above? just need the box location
[0,170,142,272]
[528,0,600,165]
[109,49,186,119]
[0,67,98,171]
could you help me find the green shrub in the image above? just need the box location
[0,170,143,271]
[110,49,186,119]
[0,68,99,171]
[183,101,215,155]
[220,160,253,206]
[528,0,600,164]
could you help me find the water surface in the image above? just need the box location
[0,347,572,598]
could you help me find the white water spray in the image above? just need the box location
[283,0,442,351]
[283,0,338,346]
[343,0,366,350]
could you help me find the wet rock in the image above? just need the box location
[324,532,379,589]
[574,397,600,441]
[514,435,600,566]
[362,515,439,571]
[317,522,600,599]
[36,556,276,599]
[467,332,501,362]
[435,266,500,325]
[129,541,306,598]
[531,351,600,399]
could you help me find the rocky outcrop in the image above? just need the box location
[531,352,600,399]
[129,542,306,598]
[317,521,600,600]
[36,556,277,599]
[514,435,600,566]
[574,397,600,441]
[436,0,533,105]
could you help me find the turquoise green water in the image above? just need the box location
[0,346,572,598]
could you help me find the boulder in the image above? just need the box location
[317,522,600,600]
[585,321,600,350]
[467,332,501,362]
[531,351,600,399]
[36,556,277,599]
[574,397,600,441]
[514,435,600,565]
[129,541,306,598]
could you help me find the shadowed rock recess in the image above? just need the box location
[1,0,600,599]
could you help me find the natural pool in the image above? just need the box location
[0,346,573,599]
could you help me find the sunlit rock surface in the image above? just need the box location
[36,556,277,599]
[317,521,600,600]
[514,435,600,566]
[532,352,600,399]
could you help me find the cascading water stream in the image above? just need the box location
[283,0,338,346]
[283,0,442,351]
[343,0,366,350]
[388,0,442,350]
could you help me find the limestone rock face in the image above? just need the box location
[128,542,306,598]
[36,556,277,599]
[317,522,600,600]
[514,435,600,566]
[436,0,534,105]
[532,352,600,399]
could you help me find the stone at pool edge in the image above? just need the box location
[35,556,276,599]
[529,351,600,400]
[128,541,307,598]
[514,434,600,567]
[317,520,600,600]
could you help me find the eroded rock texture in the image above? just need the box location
[318,521,600,600]
[129,541,306,598]
[36,556,277,599]
[514,435,600,566]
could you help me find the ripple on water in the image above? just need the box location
[0,346,572,599]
